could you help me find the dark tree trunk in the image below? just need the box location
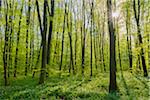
[36,0,43,34]
[107,0,117,93]
[68,32,74,74]
[60,2,67,71]
[3,0,9,86]
[90,1,94,77]
[53,32,59,63]
[66,1,75,74]
[70,0,75,74]
[147,6,150,69]
[25,0,31,76]
[81,0,86,77]
[47,0,55,64]
[14,3,23,77]
[8,1,14,77]
[133,0,148,77]
[39,0,48,84]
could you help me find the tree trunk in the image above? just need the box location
[126,1,132,71]
[107,0,117,93]
[47,0,54,64]
[133,0,148,77]
[14,3,23,77]
[3,0,9,86]
[60,2,67,71]
[25,0,31,76]
[116,20,122,71]
[102,12,106,72]
[90,1,94,77]
[81,0,86,77]
[39,0,48,84]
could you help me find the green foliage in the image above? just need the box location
[0,71,149,100]
[0,0,149,99]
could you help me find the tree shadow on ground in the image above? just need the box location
[132,74,149,89]
[120,71,130,96]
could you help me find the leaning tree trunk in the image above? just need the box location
[133,0,148,77]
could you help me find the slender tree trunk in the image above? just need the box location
[3,0,9,86]
[30,9,35,71]
[14,2,23,77]
[8,1,14,77]
[102,12,106,72]
[147,4,150,69]
[70,0,74,74]
[81,0,86,77]
[107,0,117,92]
[126,1,132,71]
[74,7,78,72]
[90,1,94,77]
[35,0,43,79]
[25,0,31,76]
[116,20,122,71]
[60,2,67,71]
[94,35,98,70]
[36,0,43,34]
[66,2,75,74]
[47,0,54,64]
[53,32,59,63]
[29,9,35,71]
[133,0,148,77]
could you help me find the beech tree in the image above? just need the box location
[107,0,117,92]
[133,0,148,77]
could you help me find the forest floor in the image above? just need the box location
[0,69,149,100]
